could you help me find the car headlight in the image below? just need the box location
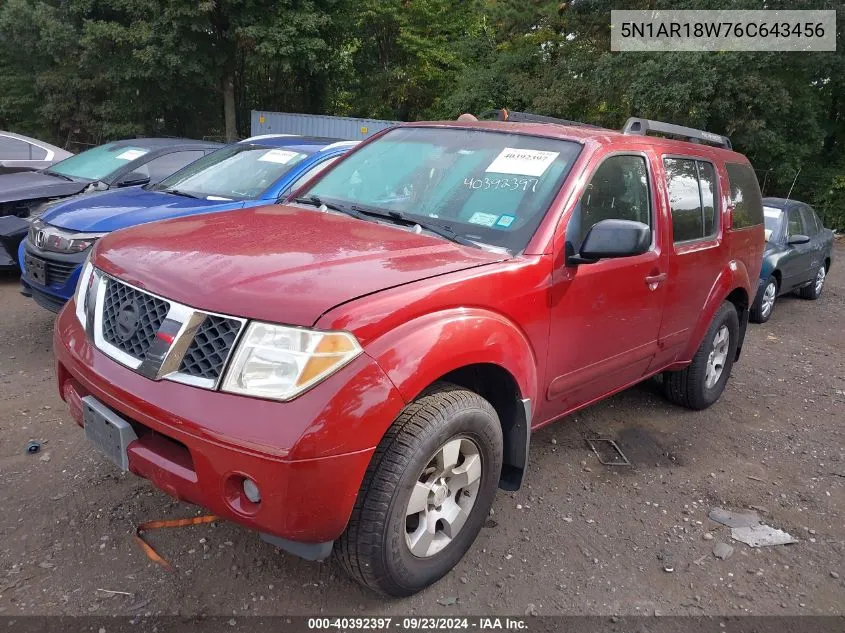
[221,322,362,401]
[74,258,97,329]
[29,219,105,254]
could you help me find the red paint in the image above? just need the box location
[56,120,763,545]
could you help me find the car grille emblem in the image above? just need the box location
[115,299,141,342]
[35,230,46,249]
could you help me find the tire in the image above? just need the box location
[663,301,739,410]
[799,264,826,300]
[336,382,503,596]
[750,276,777,323]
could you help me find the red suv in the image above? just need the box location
[54,114,764,596]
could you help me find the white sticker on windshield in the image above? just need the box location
[485,148,560,177]
[258,149,299,164]
[467,212,499,227]
[116,149,149,161]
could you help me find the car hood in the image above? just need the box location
[94,204,507,326]
[0,171,87,204]
[42,187,245,232]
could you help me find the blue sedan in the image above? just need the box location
[19,136,357,311]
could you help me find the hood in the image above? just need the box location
[0,171,87,204]
[94,205,507,326]
[42,187,245,232]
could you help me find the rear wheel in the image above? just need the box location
[663,302,739,410]
[750,276,777,323]
[799,265,826,300]
[336,382,502,596]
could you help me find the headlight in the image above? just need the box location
[221,322,362,401]
[74,258,96,329]
[29,220,105,254]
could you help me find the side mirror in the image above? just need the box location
[569,219,651,265]
[116,172,150,187]
[787,234,810,245]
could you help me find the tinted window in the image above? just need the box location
[664,158,718,242]
[665,158,702,242]
[0,136,46,160]
[156,144,313,199]
[725,163,763,229]
[135,150,205,183]
[699,161,717,236]
[47,143,151,180]
[307,127,582,253]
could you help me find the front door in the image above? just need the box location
[543,151,666,419]
[781,207,813,290]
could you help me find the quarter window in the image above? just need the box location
[725,163,763,229]
[663,158,719,243]
[571,154,651,245]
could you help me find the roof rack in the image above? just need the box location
[479,109,602,130]
[622,117,732,150]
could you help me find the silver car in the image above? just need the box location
[0,131,73,174]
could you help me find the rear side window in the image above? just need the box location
[725,163,763,229]
[664,158,718,243]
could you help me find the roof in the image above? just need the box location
[763,197,808,209]
[238,135,350,152]
[401,120,749,161]
[109,138,222,149]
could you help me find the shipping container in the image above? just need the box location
[250,111,398,141]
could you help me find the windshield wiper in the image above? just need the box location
[42,170,73,182]
[292,195,366,220]
[350,205,481,249]
[165,189,200,199]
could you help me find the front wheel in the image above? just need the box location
[663,301,739,410]
[799,265,826,300]
[750,276,777,323]
[336,382,503,596]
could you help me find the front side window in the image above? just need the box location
[155,144,311,199]
[725,162,763,229]
[786,208,806,236]
[46,143,151,181]
[799,206,819,236]
[664,158,719,243]
[304,127,582,253]
[568,154,651,246]
[136,150,205,183]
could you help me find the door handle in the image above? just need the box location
[645,272,667,285]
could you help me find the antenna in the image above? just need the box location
[785,168,801,202]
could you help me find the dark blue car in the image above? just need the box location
[19,136,357,311]
[750,197,835,323]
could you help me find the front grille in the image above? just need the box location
[178,315,241,381]
[45,260,77,286]
[101,279,170,360]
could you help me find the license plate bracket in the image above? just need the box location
[25,253,47,286]
[83,396,138,471]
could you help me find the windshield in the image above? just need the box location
[303,127,582,252]
[46,143,150,181]
[154,144,310,199]
[763,206,784,241]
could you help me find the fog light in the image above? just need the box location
[242,478,261,503]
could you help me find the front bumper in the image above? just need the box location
[54,302,406,545]
[19,238,86,309]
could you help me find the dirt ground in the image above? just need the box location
[1,245,843,618]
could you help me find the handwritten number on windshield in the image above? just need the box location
[463,177,539,192]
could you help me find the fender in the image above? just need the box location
[678,259,751,362]
[364,308,538,407]
[364,308,538,490]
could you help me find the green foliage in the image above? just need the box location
[0,0,842,228]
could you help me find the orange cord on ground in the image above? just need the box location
[134,514,219,571]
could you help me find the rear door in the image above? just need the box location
[652,156,722,367]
